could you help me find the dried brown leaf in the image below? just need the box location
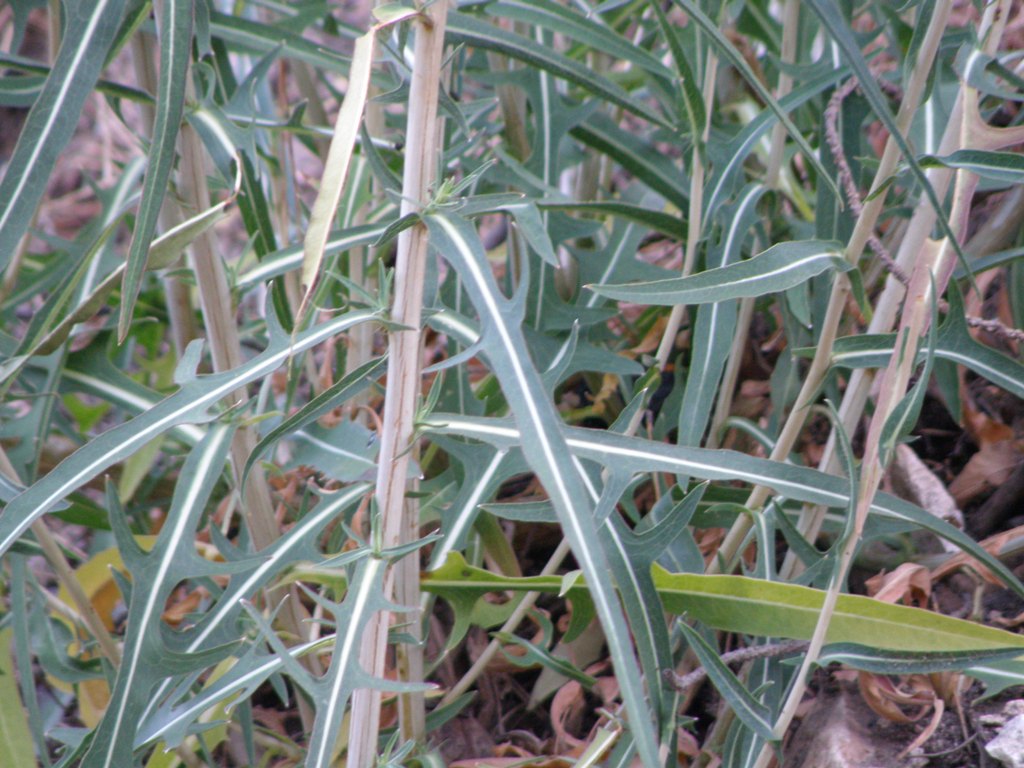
[948,438,1021,506]
[864,562,932,608]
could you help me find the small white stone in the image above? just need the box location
[981,713,1007,727]
[986,714,1024,768]
[1004,700,1024,717]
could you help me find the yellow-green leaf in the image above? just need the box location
[0,628,38,768]
[655,568,1024,653]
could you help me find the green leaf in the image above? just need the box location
[493,631,598,688]
[424,212,661,766]
[135,483,371,739]
[935,284,1024,402]
[60,346,206,449]
[879,281,938,466]
[119,0,193,340]
[0,0,130,268]
[0,214,126,386]
[424,413,1024,597]
[818,643,1024,675]
[0,310,381,560]
[288,422,377,482]
[300,555,427,768]
[589,240,848,305]
[145,188,233,270]
[209,11,352,74]
[447,11,670,129]
[677,185,764,450]
[920,149,1024,185]
[0,73,47,107]
[424,554,1024,678]
[242,356,386,487]
[423,553,596,649]
[655,570,1024,653]
[537,200,686,240]
[602,483,708,725]
[820,288,1024,403]
[572,115,689,210]
[428,444,517,570]
[117,434,164,502]
[647,0,705,143]
[486,0,674,83]
[966,658,1024,699]
[954,245,1024,279]
[955,44,1024,102]
[677,622,775,742]
[82,424,239,768]
[669,0,840,200]
[0,629,37,768]
[805,0,971,277]
[136,638,324,749]
[704,63,848,221]
[300,30,375,324]
[0,52,153,106]
[237,222,390,292]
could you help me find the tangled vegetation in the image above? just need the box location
[2,0,1024,766]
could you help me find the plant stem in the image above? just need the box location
[713,0,952,574]
[343,61,385,424]
[176,81,323,734]
[765,0,800,189]
[654,19,719,371]
[751,6,1003,764]
[348,3,450,761]
[780,0,1010,579]
[706,296,754,449]
[177,117,281,552]
[439,539,572,706]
